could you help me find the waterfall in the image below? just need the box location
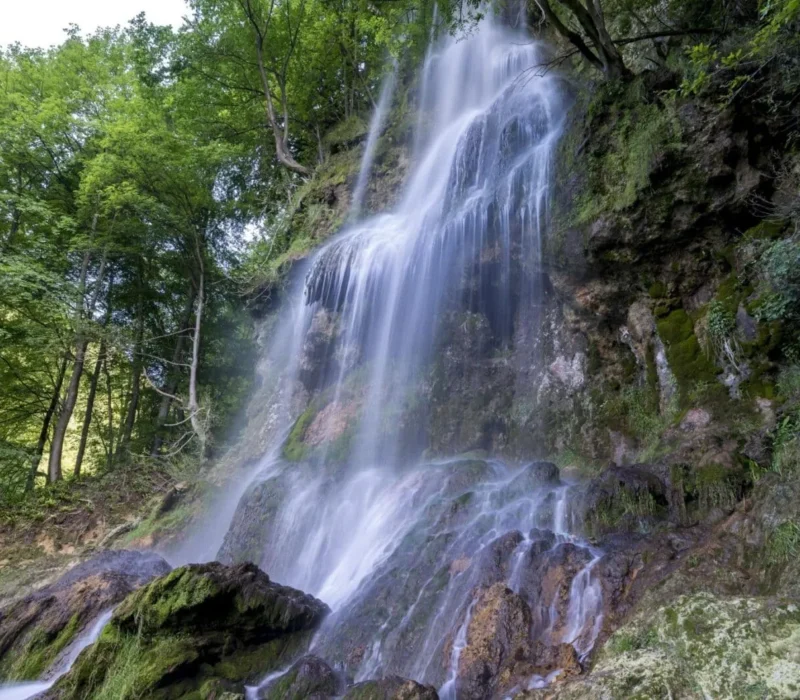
[350,64,397,219]
[205,10,605,696]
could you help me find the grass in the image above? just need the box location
[767,520,800,565]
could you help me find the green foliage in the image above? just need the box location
[577,82,682,222]
[767,520,800,564]
[771,409,800,474]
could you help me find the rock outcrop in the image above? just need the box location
[456,583,533,700]
[46,561,329,699]
[257,655,343,699]
[0,550,170,681]
[342,676,439,700]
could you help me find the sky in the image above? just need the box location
[0,0,189,49]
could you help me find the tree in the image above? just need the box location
[536,0,629,78]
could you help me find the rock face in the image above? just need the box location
[456,583,533,700]
[257,655,343,699]
[0,550,170,681]
[47,561,329,700]
[521,592,800,700]
[342,676,439,700]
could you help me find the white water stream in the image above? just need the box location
[0,609,114,700]
[197,9,603,697]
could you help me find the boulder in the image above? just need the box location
[47,561,329,699]
[456,583,532,700]
[342,676,439,700]
[517,542,593,642]
[257,655,342,699]
[0,550,170,681]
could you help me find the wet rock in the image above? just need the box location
[578,466,668,536]
[342,676,439,700]
[258,655,342,699]
[48,562,329,699]
[218,473,287,565]
[529,641,581,678]
[517,543,593,644]
[298,308,341,389]
[474,531,525,585]
[502,462,561,498]
[0,550,170,681]
[456,583,532,700]
[679,408,711,431]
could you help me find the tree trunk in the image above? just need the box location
[47,238,107,482]
[117,279,144,458]
[104,355,115,469]
[150,285,197,455]
[253,34,310,175]
[47,248,91,483]
[26,356,68,491]
[74,339,106,477]
[188,257,205,451]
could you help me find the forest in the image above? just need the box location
[1,0,799,696]
[2,0,796,500]
[0,0,443,497]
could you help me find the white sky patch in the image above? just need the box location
[1,0,189,49]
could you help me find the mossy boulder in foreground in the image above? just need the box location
[46,561,329,700]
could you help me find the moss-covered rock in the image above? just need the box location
[522,592,800,700]
[342,676,439,700]
[257,655,342,699]
[0,550,170,681]
[48,562,329,700]
[655,309,719,402]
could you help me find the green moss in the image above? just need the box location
[743,220,787,241]
[767,521,800,565]
[7,611,83,680]
[656,308,718,402]
[115,567,221,635]
[587,486,661,537]
[648,281,668,299]
[686,463,745,515]
[324,115,368,149]
[282,403,318,462]
[575,83,682,224]
[212,632,311,683]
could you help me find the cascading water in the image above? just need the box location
[350,64,397,219]
[209,10,606,698]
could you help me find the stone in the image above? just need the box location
[342,676,439,700]
[680,408,711,431]
[456,583,533,700]
[47,562,329,699]
[0,550,170,681]
[257,655,342,699]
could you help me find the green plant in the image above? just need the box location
[766,520,800,565]
[771,409,800,474]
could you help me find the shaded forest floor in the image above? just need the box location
[0,462,200,605]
